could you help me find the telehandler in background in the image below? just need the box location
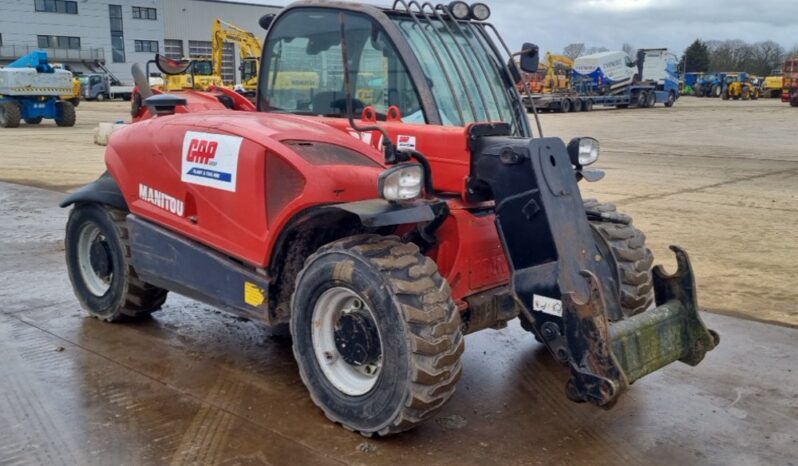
[62,0,718,436]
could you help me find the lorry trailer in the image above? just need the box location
[525,49,679,112]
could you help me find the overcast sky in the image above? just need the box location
[248,0,798,56]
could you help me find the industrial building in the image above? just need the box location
[0,0,280,84]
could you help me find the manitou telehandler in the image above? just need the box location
[61,0,718,436]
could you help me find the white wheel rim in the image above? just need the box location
[311,287,383,396]
[77,223,112,296]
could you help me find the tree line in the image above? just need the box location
[679,39,798,75]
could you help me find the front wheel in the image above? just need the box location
[65,204,167,322]
[291,235,464,436]
[664,91,676,107]
[95,93,106,102]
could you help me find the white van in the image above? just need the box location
[572,51,637,93]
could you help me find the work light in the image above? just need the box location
[567,137,600,167]
[470,3,491,20]
[448,1,471,20]
[379,164,424,201]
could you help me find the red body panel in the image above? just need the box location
[112,104,509,303]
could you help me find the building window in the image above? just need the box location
[188,40,212,58]
[132,6,157,20]
[109,5,125,63]
[37,35,81,49]
[164,39,184,59]
[135,40,159,53]
[34,0,78,14]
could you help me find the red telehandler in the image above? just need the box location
[61,1,718,436]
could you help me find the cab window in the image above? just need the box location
[260,9,424,122]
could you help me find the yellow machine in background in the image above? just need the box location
[161,58,224,91]
[213,19,263,96]
[761,70,783,98]
[722,72,760,101]
[543,53,574,93]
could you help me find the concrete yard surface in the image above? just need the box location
[0,182,796,465]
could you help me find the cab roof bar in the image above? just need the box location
[392,0,465,125]
[431,2,506,126]
[418,1,492,123]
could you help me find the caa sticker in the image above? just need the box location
[181,131,242,192]
[397,135,416,151]
[139,184,184,216]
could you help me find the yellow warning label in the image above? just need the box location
[244,281,266,307]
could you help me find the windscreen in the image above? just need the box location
[260,9,424,122]
[391,15,520,133]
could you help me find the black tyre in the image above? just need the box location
[0,102,22,128]
[712,84,721,98]
[637,91,648,107]
[96,93,106,102]
[694,85,703,97]
[664,91,675,107]
[559,99,571,113]
[722,88,730,100]
[291,235,464,436]
[583,200,655,316]
[646,91,656,107]
[55,100,76,127]
[65,204,167,322]
[584,99,594,111]
[24,117,43,125]
[572,98,583,112]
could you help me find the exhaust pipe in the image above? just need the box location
[131,63,153,100]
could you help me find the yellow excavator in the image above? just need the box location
[543,53,574,93]
[213,18,263,97]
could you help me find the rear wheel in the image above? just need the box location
[55,100,76,127]
[712,84,721,97]
[646,91,656,107]
[584,99,594,111]
[65,204,167,322]
[291,235,464,436]
[0,102,21,128]
[559,99,571,113]
[572,98,583,112]
[637,91,648,107]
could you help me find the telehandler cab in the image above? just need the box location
[61,0,718,436]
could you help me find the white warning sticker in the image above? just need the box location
[533,294,563,317]
[397,135,416,151]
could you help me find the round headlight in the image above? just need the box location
[448,1,471,20]
[470,3,491,21]
[567,137,600,167]
[378,164,424,201]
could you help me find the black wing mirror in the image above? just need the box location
[259,14,275,30]
[519,42,540,73]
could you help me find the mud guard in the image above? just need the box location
[59,171,128,211]
[330,198,436,228]
[470,133,718,407]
